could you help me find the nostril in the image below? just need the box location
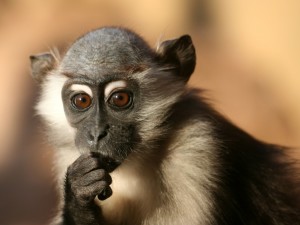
[98,131,107,140]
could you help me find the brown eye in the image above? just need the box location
[108,91,132,108]
[72,93,92,110]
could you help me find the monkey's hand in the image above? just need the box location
[62,153,113,225]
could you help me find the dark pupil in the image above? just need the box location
[81,97,87,103]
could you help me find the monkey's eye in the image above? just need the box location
[108,91,132,109]
[71,93,92,110]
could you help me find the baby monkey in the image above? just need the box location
[30,27,300,225]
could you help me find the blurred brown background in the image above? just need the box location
[0,0,299,224]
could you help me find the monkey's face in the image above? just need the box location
[61,77,141,163]
[32,27,196,164]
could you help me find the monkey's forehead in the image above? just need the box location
[59,27,155,76]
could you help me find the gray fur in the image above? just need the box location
[32,27,300,225]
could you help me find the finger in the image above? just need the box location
[85,181,110,198]
[91,153,120,172]
[79,169,112,186]
[97,186,113,201]
[68,155,100,175]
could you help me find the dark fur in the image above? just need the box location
[170,92,300,224]
[31,27,300,225]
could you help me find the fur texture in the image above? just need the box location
[31,27,300,225]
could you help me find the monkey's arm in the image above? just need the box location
[62,153,112,225]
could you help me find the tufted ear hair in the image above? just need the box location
[30,52,57,82]
[156,35,196,82]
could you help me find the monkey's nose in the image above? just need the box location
[87,126,109,145]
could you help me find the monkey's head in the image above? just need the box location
[31,27,196,164]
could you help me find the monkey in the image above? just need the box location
[30,27,300,225]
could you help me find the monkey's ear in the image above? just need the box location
[30,53,56,82]
[157,35,196,82]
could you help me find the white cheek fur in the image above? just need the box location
[104,80,127,98]
[36,72,75,146]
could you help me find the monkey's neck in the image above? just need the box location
[95,152,163,225]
